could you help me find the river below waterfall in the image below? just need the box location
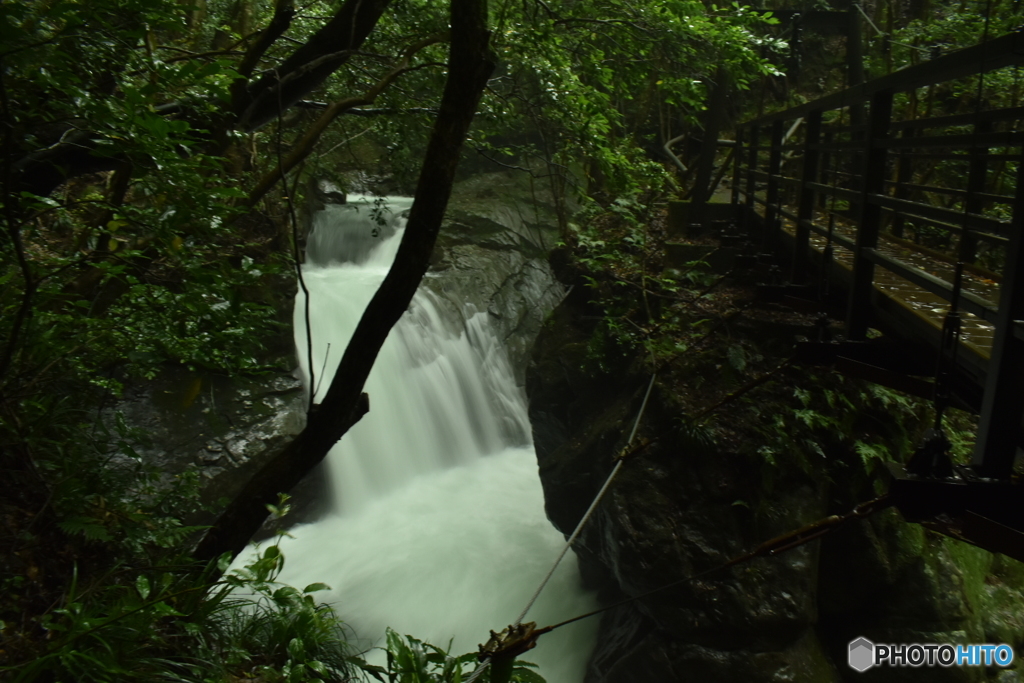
[238,197,599,681]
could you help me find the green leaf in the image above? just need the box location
[303,582,331,593]
[273,585,301,603]
[355,661,388,682]
[511,664,548,683]
[152,601,184,618]
[135,575,151,600]
[726,345,747,372]
[57,516,111,542]
[288,636,305,660]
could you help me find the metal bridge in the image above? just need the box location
[726,29,1024,558]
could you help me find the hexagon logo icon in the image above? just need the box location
[849,637,875,672]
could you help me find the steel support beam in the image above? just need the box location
[732,127,744,212]
[793,110,822,283]
[763,120,784,251]
[744,124,760,235]
[890,126,915,237]
[847,90,892,339]
[972,152,1024,478]
[960,120,992,263]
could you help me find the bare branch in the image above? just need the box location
[237,0,394,131]
[194,0,494,567]
[245,32,449,207]
[553,17,654,35]
[236,0,296,79]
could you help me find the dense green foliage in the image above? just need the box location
[2,0,287,381]
[21,0,1012,677]
[7,517,539,682]
[8,538,362,683]
[472,0,784,203]
[560,196,980,505]
[0,0,791,678]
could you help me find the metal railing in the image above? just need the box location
[734,29,1024,479]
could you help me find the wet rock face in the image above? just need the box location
[110,370,304,474]
[307,178,349,212]
[527,301,830,681]
[526,287,1024,682]
[817,511,1024,683]
[108,367,322,529]
[121,170,567,531]
[426,171,566,384]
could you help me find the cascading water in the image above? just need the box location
[250,196,599,681]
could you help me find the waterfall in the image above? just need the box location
[256,196,599,681]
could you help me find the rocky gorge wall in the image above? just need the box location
[526,254,1024,683]
[115,171,566,530]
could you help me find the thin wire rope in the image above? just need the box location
[512,369,656,628]
[543,495,891,634]
[464,656,492,682]
[464,365,658,683]
[467,493,891,683]
[854,2,930,54]
[273,67,316,411]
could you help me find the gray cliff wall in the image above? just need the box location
[526,269,1024,683]
[118,171,565,532]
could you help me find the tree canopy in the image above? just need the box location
[0,0,784,678]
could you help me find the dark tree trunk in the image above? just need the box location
[234,0,393,131]
[11,0,392,198]
[193,0,495,566]
[13,130,123,199]
[689,67,730,224]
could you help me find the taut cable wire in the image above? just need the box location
[465,494,892,683]
[512,369,657,628]
[543,495,892,633]
[464,361,658,683]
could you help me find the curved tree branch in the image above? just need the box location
[236,0,394,131]
[11,0,391,197]
[236,0,296,80]
[193,0,494,567]
[245,32,449,208]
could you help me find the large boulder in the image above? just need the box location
[122,170,568,530]
[424,170,567,383]
[526,273,1024,682]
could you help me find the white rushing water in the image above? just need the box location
[244,197,599,681]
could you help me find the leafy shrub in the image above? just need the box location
[382,628,545,683]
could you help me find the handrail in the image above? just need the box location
[734,28,1024,479]
[747,29,1024,127]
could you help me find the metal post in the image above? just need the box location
[960,120,992,264]
[846,6,866,128]
[972,149,1024,479]
[846,89,893,340]
[732,128,744,209]
[745,124,760,235]
[891,126,915,238]
[793,109,822,283]
[763,120,784,251]
[691,67,730,227]
[818,128,834,211]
